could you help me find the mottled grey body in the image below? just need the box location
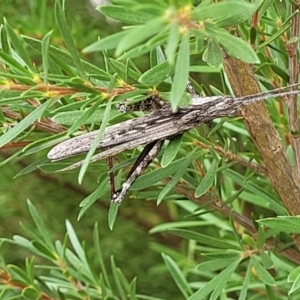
[47,83,300,203]
[48,84,300,164]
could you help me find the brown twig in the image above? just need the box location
[0,83,135,96]
[1,107,66,136]
[223,56,300,215]
[287,3,300,177]
[194,140,268,176]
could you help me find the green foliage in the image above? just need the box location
[1,0,300,299]
[0,200,140,299]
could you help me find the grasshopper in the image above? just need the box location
[48,83,300,204]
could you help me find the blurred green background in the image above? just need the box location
[0,1,192,298]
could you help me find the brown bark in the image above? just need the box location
[223,57,300,215]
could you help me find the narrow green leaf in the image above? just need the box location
[266,281,281,298]
[24,36,111,79]
[110,156,137,174]
[228,209,244,249]
[21,132,67,156]
[98,5,156,24]
[194,158,219,198]
[207,26,259,64]
[109,59,141,81]
[41,30,53,85]
[14,158,49,177]
[0,100,49,148]
[111,256,127,300]
[225,169,287,215]
[191,1,261,27]
[116,268,131,293]
[288,266,300,282]
[119,36,168,60]
[0,88,46,102]
[64,249,82,268]
[108,203,119,231]
[48,53,77,76]
[66,220,86,262]
[170,229,240,250]
[93,224,112,290]
[257,216,300,234]
[256,226,266,249]
[52,108,119,125]
[289,273,300,295]
[189,65,221,73]
[202,251,241,260]
[0,24,10,55]
[25,258,34,283]
[196,257,239,272]
[258,0,276,18]
[150,49,158,70]
[27,200,54,250]
[150,221,213,234]
[54,0,86,79]
[238,259,252,300]
[161,135,183,168]
[223,188,244,205]
[139,60,173,85]
[156,45,166,64]
[83,31,128,53]
[251,257,275,286]
[132,150,202,190]
[129,277,138,300]
[108,73,118,92]
[269,64,289,82]
[0,50,33,78]
[257,23,296,52]
[170,32,189,110]
[260,252,274,269]
[131,158,183,190]
[187,259,241,300]
[4,19,33,69]
[12,236,33,249]
[0,104,5,124]
[249,26,257,45]
[157,148,196,204]
[99,275,108,298]
[116,19,165,56]
[7,265,28,283]
[78,176,109,220]
[31,241,56,260]
[78,98,112,183]
[206,39,222,67]
[68,98,102,135]
[162,254,192,298]
[242,234,256,248]
[166,21,180,63]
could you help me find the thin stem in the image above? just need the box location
[107,155,116,199]
[0,83,135,96]
[287,2,300,177]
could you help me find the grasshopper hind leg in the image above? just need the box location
[112,140,164,204]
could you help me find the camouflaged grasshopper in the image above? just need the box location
[48,83,300,204]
